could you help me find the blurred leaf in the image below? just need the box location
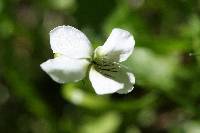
[129,47,178,90]
[62,83,157,112]
[48,0,76,11]
[62,83,110,110]
[171,121,200,133]
[79,112,121,133]
[0,18,14,38]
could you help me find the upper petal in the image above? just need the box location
[89,65,135,95]
[95,28,135,62]
[50,25,92,59]
[40,56,90,83]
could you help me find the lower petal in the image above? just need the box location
[40,56,90,83]
[117,72,135,94]
[89,66,135,95]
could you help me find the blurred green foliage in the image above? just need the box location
[0,0,200,132]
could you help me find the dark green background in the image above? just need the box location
[0,0,200,132]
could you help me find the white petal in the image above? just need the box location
[117,72,135,94]
[50,25,92,59]
[89,66,123,95]
[40,56,90,83]
[95,28,135,62]
[89,66,135,95]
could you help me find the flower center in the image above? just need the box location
[92,57,120,78]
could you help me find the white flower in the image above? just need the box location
[40,25,135,95]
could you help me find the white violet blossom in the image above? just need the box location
[40,25,135,95]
